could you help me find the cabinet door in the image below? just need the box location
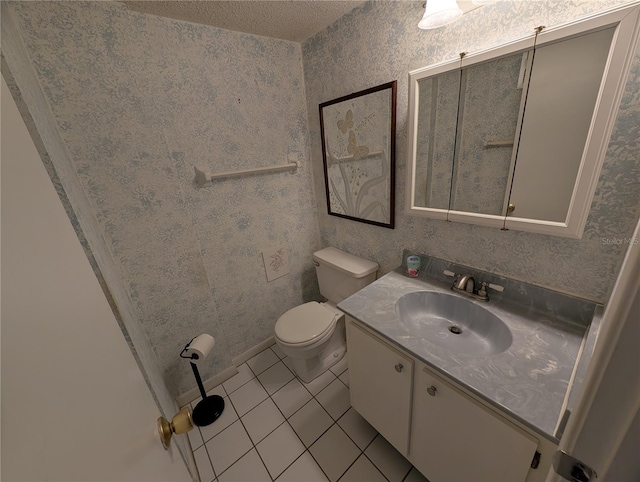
[346,318,414,455]
[410,363,538,482]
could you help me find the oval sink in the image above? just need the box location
[395,291,512,356]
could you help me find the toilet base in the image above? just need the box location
[290,344,346,383]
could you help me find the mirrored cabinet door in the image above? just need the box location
[406,5,640,238]
[414,70,460,212]
[507,26,615,222]
[450,53,527,216]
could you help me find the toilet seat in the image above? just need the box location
[275,301,339,347]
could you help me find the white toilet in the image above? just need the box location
[274,247,378,383]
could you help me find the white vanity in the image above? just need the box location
[338,255,600,482]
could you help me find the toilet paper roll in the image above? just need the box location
[185,334,215,364]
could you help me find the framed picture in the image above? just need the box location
[319,81,396,229]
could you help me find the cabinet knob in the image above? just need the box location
[427,386,437,396]
[394,363,403,373]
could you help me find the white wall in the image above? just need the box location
[1,76,190,481]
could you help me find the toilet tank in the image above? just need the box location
[313,247,379,304]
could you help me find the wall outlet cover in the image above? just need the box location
[262,246,290,282]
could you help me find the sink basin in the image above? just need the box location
[395,291,512,356]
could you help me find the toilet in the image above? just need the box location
[274,247,378,383]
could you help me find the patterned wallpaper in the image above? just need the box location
[7,0,639,400]
[303,0,640,304]
[8,0,320,397]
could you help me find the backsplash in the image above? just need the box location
[401,249,597,329]
[7,0,320,397]
[303,0,640,303]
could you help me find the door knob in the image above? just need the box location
[157,406,194,450]
[427,385,437,396]
[395,363,403,373]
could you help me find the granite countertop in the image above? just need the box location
[338,267,598,442]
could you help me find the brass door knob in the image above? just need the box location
[157,406,194,450]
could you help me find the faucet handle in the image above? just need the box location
[488,283,504,292]
[478,281,504,297]
[443,270,456,277]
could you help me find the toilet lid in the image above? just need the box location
[275,301,338,345]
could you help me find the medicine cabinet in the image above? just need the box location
[406,5,640,238]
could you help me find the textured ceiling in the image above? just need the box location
[122,1,368,43]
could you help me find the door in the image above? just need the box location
[410,362,538,482]
[346,317,414,454]
[547,217,640,481]
[1,76,191,481]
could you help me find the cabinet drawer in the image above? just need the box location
[410,363,538,482]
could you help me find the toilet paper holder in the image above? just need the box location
[180,335,225,428]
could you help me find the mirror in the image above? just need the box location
[320,81,397,229]
[407,5,639,238]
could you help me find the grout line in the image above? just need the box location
[361,449,393,482]
[221,364,255,397]
[246,347,281,377]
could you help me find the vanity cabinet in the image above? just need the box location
[410,361,538,482]
[346,317,543,481]
[346,318,413,455]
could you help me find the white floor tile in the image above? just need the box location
[282,356,294,372]
[404,467,429,482]
[277,451,329,482]
[258,361,294,395]
[272,378,312,418]
[188,418,204,450]
[271,343,286,359]
[309,425,360,482]
[316,378,351,420]
[247,348,280,376]
[337,408,377,450]
[223,363,254,394]
[205,420,253,476]
[301,369,336,396]
[206,384,226,398]
[330,355,349,376]
[256,422,306,479]
[339,369,350,387]
[242,398,286,444]
[217,449,271,482]
[364,435,412,482]
[229,377,269,416]
[199,397,238,443]
[193,445,215,482]
[288,399,334,447]
[339,454,387,482]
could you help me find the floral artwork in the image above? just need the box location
[319,82,396,228]
[262,246,290,282]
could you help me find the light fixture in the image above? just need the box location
[418,0,463,30]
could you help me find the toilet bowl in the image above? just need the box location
[274,247,378,383]
[275,301,345,383]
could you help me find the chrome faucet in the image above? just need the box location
[454,274,475,293]
[452,274,489,301]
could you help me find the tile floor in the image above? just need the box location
[185,343,428,482]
